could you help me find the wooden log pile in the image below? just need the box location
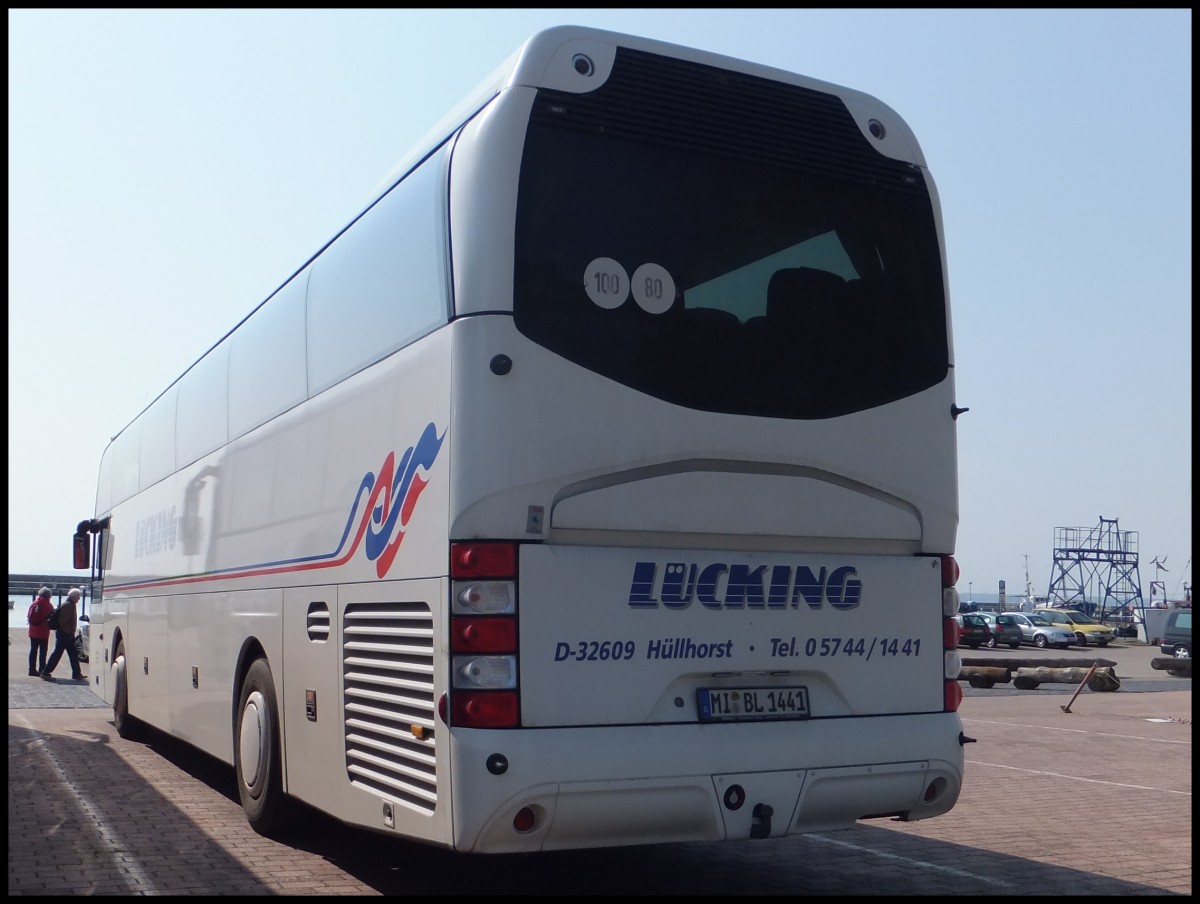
[958,659,1119,691]
[1150,656,1192,678]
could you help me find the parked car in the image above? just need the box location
[1005,612,1074,649]
[1033,608,1115,647]
[1159,608,1191,659]
[977,613,1023,649]
[954,613,994,650]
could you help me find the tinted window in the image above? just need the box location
[176,343,230,469]
[514,48,948,420]
[139,386,178,489]
[107,420,140,508]
[228,270,309,439]
[307,147,450,395]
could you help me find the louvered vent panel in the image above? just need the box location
[343,601,438,814]
[306,602,331,642]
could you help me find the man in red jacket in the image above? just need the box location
[26,587,54,677]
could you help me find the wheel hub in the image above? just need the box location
[239,692,265,789]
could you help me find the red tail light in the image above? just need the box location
[452,690,519,728]
[943,680,962,712]
[940,555,959,587]
[452,616,517,653]
[944,617,960,649]
[451,542,516,578]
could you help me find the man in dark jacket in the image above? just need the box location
[41,588,84,681]
[26,587,54,676]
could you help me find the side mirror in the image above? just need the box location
[72,531,91,570]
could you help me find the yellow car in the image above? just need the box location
[1032,608,1115,647]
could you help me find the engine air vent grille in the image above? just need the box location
[343,600,437,815]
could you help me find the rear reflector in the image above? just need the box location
[513,807,537,833]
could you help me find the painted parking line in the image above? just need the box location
[808,831,1015,888]
[963,758,1191,795]
[963,717,1191,744]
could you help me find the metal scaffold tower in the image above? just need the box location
[1045,516,1145,623]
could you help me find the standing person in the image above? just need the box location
[41,588,84,681]
[26,587,54,677]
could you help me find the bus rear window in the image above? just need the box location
[513,48,949,420]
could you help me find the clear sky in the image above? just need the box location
[8,9,1192,601]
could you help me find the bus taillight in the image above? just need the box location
[940,554,961,618]
[450,541,520,727]
[451,542,516,578]
[451,690,519,728]
[452,616,517,652]
[943,617,960,649]
[943,680,963,713]
[940,554,963,712]
[940,555,959,588]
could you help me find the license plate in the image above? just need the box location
[697,686,810,722]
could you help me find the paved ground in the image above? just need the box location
[8,628,1192,895]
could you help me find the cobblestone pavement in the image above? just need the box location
[8,630,1191,895]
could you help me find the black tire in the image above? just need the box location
[75,633,89,663]
[112,639,145,740]
[1075,633,1088,646]
[1009,641,1021,649]
[968,642,981,650]
[1034,634,1049,649]
[1172,645,1191,659]
[235,658,289,835]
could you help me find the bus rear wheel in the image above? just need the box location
[235,657,289,835]
[112,639,144,740]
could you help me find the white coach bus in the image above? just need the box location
[72,25,968,854]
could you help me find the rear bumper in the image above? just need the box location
[448,713,964,852]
